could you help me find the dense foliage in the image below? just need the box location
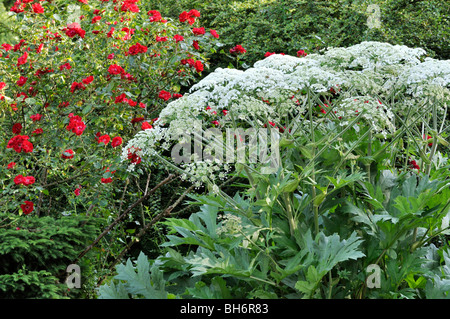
[152,0,449,68]
[0,213,99,298]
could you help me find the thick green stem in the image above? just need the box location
[366,129,372,182]
[283,192,297,237]
[425,102,438,176]
[307,89,319,236]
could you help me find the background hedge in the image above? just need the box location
[150,0,448,68]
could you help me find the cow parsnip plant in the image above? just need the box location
[100,41,450,299]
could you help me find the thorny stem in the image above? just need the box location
[97,184,196,286]
[73,174,176,265]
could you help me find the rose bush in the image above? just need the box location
[0,0,220,213]
[0,0,220,293]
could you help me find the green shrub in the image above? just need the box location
[0,213,99,298]
[152,0,449,68]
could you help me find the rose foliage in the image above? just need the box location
[0,0,219,218]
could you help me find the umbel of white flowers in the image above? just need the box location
[122,41,450,185]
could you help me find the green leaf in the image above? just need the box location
[109,252,168,299]
[97,281,129,299]
[281,178,299,193]
[82,104,92,115]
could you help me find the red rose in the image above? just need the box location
[128,42,147,55]
[192,40,199,50]
[21,201,34,215]
[297,50,307,57]
[121,72,135,81]
[0,82,5,90]
[61,149,74,159]
[107,53,114,59]
[121,0,139,13]
[111,136,123,148]
[59,62,72,71]
[16,76,28,87]
[1,44,12,51]
[108,64,125,75]
[156,36,167,42]
[189,9,200,17]
[179,11,189,23]
[158,90,171,101]
[32,128,43,135]
[92,16,102,24]
[74,188,81,196]
[14,175,25,185]
[148,10,162,22]
[10,2,25,14]
[101,177,113,184]
[179,10,200,25]
[70,81,86,93]
[173,34,184,43]
[7,135,33,153]
[115,93,128,104]
[194,60,204,73]
[127,149,142,164]
[66,115,86,136]
[14,175,35,186]
[173,93,183,99]
[12,123,22,134]
[98,134,111,145]
[30,113,42,121]
[141,121,152,130]
[82,75,94,84]
[7,162,16,169]
[64,23,85,39]
[17,51,28,66]
[192,27,205,35]
[230,45,246,54]
[32,3,44,13]
[210,29,219,38]
[23,176,35,186]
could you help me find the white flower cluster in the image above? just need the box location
[122,41,449,182]
[316,41,427,71]
[396,58,450,106]
[334,96,395,136]
[216,213,243,236]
